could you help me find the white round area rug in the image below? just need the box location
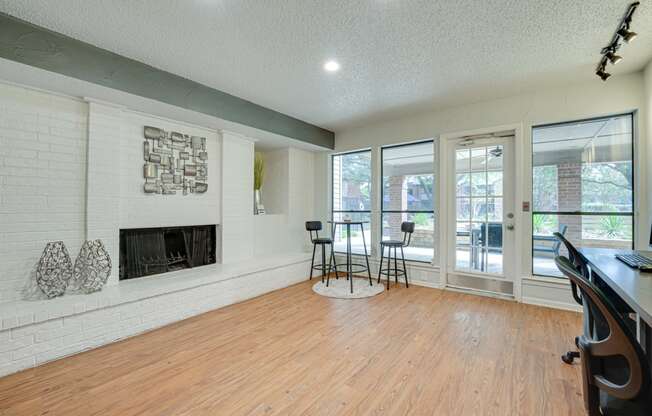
[312,278,385,299]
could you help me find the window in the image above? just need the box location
[532,114,634,277]
[332,150,372,254]
[381,141,435,262]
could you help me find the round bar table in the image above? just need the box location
[328,220,373,293]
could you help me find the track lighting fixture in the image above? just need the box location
[596,67,611,82]
[595,2,639,81]
[596,57,611,82]
[617,26,638,43]
[605,50,622,65]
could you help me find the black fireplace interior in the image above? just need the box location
[120,225,216,280]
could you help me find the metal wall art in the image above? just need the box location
[143,126,208,195]
[72,240,112,294]
[36,241,73,298]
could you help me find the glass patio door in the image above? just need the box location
[450,137,515,278]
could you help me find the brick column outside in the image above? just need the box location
[387,175,406,240]
[557,162,582,252]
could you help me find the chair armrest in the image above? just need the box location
[577,334,645,400]
[570,281,582,305]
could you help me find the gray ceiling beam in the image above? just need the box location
[0,12,334,149]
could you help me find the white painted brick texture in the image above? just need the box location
[0,84,87,303]
[0,260,310,377]
[0,82,315,378]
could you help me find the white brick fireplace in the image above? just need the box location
[0,81,315,377]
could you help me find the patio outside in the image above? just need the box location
[532,114,634,277]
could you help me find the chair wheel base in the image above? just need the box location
[561,350,580,364]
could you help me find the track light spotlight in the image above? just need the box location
[617,26,638,43]
[596,67,611,82]
[605,50,623,65]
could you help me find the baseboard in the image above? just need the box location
[521,296,582,313]
[444,285,515,301]
[410,280,444,289]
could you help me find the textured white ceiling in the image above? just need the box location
[1,0,650,132]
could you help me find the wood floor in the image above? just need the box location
[0,280,584,416]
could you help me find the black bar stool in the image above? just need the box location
[306,221,337,283]
[378,221,414,290]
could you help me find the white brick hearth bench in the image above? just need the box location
[0,252,311,377]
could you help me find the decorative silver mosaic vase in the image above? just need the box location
[73,239,112,294]
[36,241,73,298]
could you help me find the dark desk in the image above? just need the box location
[579,248,652,362]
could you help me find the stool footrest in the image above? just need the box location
[332,262,369,274]
[379,268,407,276]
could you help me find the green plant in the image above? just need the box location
[254,153,265,190]
[532,214,553,235]
[599,216,624,238]
[412,212,430,226]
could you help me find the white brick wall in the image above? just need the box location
[0,90,225,300]
[118,110,221,229]
[87,101,122,285]
[221,133,254,263]
[0,258,311,377]
[0,81,317,378]
[0,84,88,303]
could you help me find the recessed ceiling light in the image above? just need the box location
[324,60,340,72]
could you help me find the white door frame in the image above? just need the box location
[438,123,525,300]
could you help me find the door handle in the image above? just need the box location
[506,224,515,231]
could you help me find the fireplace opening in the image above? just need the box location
[119,225,216,280]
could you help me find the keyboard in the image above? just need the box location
[615,253,652,269]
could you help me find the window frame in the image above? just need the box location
[331,149,372,255]
[380,140,435,264]
[530,112,635,278]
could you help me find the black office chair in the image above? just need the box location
[556,229,634,310]
[306,221,337,283]
[378,222,414,290]
[555,256,651,416]
[554,232,592,365]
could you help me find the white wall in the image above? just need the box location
[260,149,289,216]
[221,132,255,263]
[313,152,330,226]
[85,101,223,285]
[644,61,652,246]
[86,101,122,285]
[0,78,319,377]
[0,78,319,302]
[0,85,225,301]
[253,147,317,256]
[287,148,316,253]
[0,84,88,303]
[334,72,648,309]
[118,111,221,229]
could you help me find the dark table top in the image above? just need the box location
[328,221,369,225]
[579,248,652,326]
